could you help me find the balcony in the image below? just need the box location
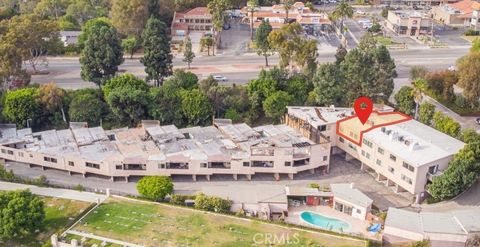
[426,170,443,181]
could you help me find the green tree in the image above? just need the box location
[256,20,273,66]
[457,51,480,107]
[312,63,345,106]
[200,36,214,56]
[103,74,151,126]
[33,0,70,20]
[68,89,105,125]
[394,86,415,116]
[66,0,106,24]
[122,37,139,59]
[281,0,294,22]
[149,87,184,126]
[141,16,172,87]
[180,88,213,125]
[136,176,174,201]
[77,17,112,49]
[111,0,148,36]
[38,82,67,122]
[247,0,259,40]
[461,129,480,144]
[207,0,230,55]
[341,33,396,103]
[58,14,80,31]
[263,91,293,122]
[3,88,40,128]
[0,14,60,73]
[183,37,195,69]
[194,193,231,213]
[0,190,45,240]
[332,1,353,38]
[432,111,461,138]
[80,24,124,88]
[418,102,435,126]
[0,43,30,88]
[285,74,311,105]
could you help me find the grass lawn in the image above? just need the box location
[72,197,366,247]
[374,36,397,46]
[2,197,91,247]
[463,35,480,42]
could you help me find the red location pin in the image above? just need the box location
[354,96,373,125]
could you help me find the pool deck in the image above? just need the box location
[286,206,380,240]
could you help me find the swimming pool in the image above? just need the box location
[300,211,350,232]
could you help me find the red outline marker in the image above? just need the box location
[354,96,373,125]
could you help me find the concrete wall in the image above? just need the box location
[384,226,424,241]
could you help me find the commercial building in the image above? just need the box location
[171,7,213,37]
[386,10,433,37]
[59,31,81,46]
[384,207,480,246]
[0,120,330,182]
[241,1,331,30]
[286,106,465,202]
[432,0,480,28]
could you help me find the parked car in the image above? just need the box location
[213,75,228,81]
[448,65,457,71]
[476,118,480,125]
[363,23,373,29]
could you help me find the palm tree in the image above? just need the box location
[332,1,354,36]
[282,0,294,23]
[247,0,259,41]
[412,79,428,119]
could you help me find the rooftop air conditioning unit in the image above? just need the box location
[409,141,420,151]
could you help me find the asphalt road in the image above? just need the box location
[31,47,469,91]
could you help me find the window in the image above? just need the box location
[116,165,123,170]
[68,161,74,166]
[376,159,382,166]
[389,154,396,162]
[1,149,6,154]
[401,174,413,184]
[243,162,250,167]
[18,152,24,157]
[362,139,373,148]
[323,156,328,161]
[361,150,370,159]
[356,209,361,214]
[86,162,100,169]
[388,166,394,174]
[339,137,345,143]
[200,163,207,168]
[158,163,165,169]
[403,162,415,172]
[44,156,57,163]
[348,143,357,151]
[318,125,326,131]
[284,161,291,167]
[378,148,384,155]
[7,150,13,155]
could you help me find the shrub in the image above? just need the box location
[74,184,85,191]
[170,194,196,206]
[464,29,479,36]
[136,176,174,201]
[309,183,320,189]
[194,193,232,213]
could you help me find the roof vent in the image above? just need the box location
[381,127,386,133]
[409,141,420,151]
[389,131,398,141]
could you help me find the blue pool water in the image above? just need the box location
[300,211,350,232]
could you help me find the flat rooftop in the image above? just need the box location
[0,121,325,165]
[337,111,411,145]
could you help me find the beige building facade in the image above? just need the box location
[286,107,465,202]
[386,10,433,36]
[0,120,330,182]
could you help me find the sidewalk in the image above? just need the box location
[0,181,107,203]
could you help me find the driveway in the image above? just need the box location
[4,154,412,210]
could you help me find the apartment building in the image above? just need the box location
[241,1,331,30]
[386,10,433,37]
[0,120,330,182]
[286,107,465,202]
[171,7,213,37]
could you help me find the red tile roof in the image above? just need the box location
[184,7,211,17]
[447,0,479,16]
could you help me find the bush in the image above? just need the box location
[0,164,17,182]
[136,176,174,201]
[170,194,196,205]
[464,29,480,36]
[194,193,232,213]
[74,184,85,191]
[309,183,320,189]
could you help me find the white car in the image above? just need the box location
[448,65,457,71]
[363,23,373,29]
[213,75,228,81]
